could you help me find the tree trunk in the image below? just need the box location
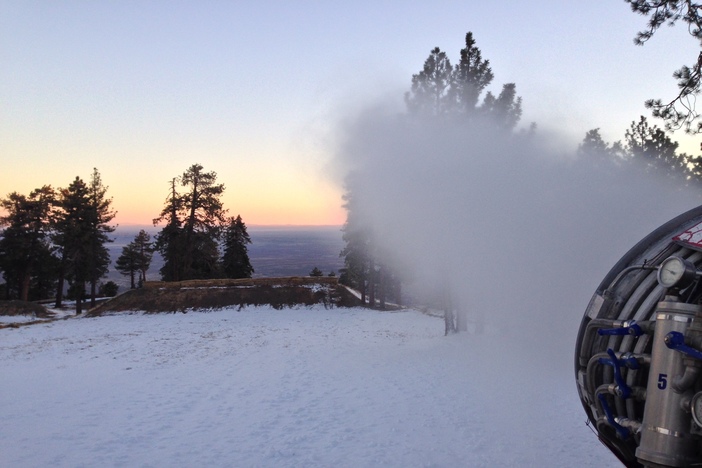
[379,266,386,310]
[20,271,30,302]
[444,309,456,336]
[90,278,97,307]
[368,259,375,307]
[443,286,457,335]
[55,255,66,308]
[75,286,83,315]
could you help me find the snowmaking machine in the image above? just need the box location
[576,204,702,467]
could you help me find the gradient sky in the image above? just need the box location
[1,1,700,226]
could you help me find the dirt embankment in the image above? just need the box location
[0,300,56,328]
[0,300,52,317]
[87,276,362,316]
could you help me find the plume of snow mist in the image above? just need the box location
[334,103,702,372]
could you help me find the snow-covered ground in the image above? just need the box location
[0,306,618,467]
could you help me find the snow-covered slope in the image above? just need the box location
[0,307,617,467]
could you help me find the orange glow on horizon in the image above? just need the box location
[1,145,347,228]
[115,205,346,227]
[113,181,346,227]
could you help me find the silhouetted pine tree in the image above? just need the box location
[154,177,185,281]
[625,0,702,133]
[86,168,116,307]
[53,177,94,313]
[0,186,57,301]
[221,215,253,279]
[116,229,154,288]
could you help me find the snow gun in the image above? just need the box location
[576,204,702,467]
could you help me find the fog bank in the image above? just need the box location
[334,105,702,371]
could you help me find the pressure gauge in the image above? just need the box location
[692,392,702,427]
[657,256,697,289]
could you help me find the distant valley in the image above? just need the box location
[107,225,345,290]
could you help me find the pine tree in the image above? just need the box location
[624,116,688,180]
[625,1,702,132]
[452,32,494,116]
[115,230,154,289]
[481,83,522,130]
[154,177,185,281]
[54,177,93,313]
[115,243,139,289]
[180,164,226,279]
[578,118,701,187]
[154,164,227,281]
[578,128,614,160]
[405,47,454,116]
[132,229,154,286]
[339,179,372,304]
[86,168,116,307]
[221,215,253,279]
[404,31,522,129]
[0,186,57,301]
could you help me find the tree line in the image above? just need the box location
[0,168,115,313]
[0,163,253,312]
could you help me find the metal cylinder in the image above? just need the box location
[636,300,701,467]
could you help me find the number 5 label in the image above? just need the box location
[658,373,668,390]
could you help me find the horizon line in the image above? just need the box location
[116,223,344,228]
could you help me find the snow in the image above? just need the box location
[0,314,41,324]
[0,306,618,467]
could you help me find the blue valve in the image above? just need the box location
[598,393,631,439]
[598,321,644,337]
[665,331,702,361]
[598,348,637,399]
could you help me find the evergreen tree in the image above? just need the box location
[51,171,115,312]
[405,47,454,116]
[115,242,139,289]
[132,229,154,286]
[188,231,221,279]
[86,168,116,307]
[578,128,614,160]
[339,179,372,304]
[154,164,227,281]
[578,118,702,188]
[54,177,93,313]
[577,128,627,169]
[0,186,57,301]
[180,163,226,279]
[404,31,522,129]
[221,215,253,279]
[481,83,522,130]
[154,178,185,281]
[624,116,688,180]
[452,32,494,115]
[625,1,702,132]
[115,231,153,289]
[99,281,119,297]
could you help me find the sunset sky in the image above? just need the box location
[1,1,699,226]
